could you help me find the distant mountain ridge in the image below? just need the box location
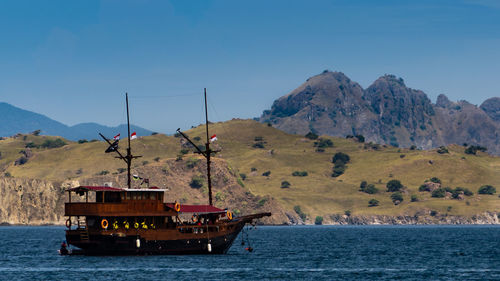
[0,102,153,141]
[260,71,500,155]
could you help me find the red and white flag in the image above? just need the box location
[113,133,120,140]
[210,134,217,142]
[130,132,137,140]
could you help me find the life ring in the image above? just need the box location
[141,222,148,229]
[124,221,130,229]
[134,222,139,229]
[192,215,198,222]
[174,202,181,212]
[101,219,109,229]
[113,221,119,230]
[65,219,72,228]
[227,211,233,220]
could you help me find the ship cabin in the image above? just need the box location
[65,186,230,234]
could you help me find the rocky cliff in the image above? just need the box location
[0,157,296,225]
[260,71,500,154]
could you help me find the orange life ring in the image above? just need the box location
[65,219,71,228]
[192,215,198,222]
[227,211,233,220]
[101,219,109,229]
[174,202,181,212]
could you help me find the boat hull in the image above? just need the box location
[66,222,245,255]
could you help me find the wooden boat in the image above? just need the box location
[64,91,271,255]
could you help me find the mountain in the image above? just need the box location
[1,120,498,225]
[260,71,500,155]
[0,102,153,140]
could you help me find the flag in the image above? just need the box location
[105,140,119,153]
[113,133,120,140]
[130,132,137,140]
[210,134,217,142]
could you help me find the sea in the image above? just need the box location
[0,225,498,280]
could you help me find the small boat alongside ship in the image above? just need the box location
[63,91,271,255]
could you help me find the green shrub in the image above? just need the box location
[78,139,88,144]
[478,185,496,195]
[391,192,403,204]
[142,161,149,165]
[254,136,264,141]
[237,178,245,187]
[364,184,378,194]
[355,135,365,143]
[292,171,308,177]
[239,173,247,180]
[305,132,319,140]
[117,168,126,173]
[344,210,351,216]
[359,181,367,191]
[25,142,38,148]
[179,149,189,155]
[98,170,109,176]
[332,152,350,165]
[429,177,441,184]
[368,199,379,207]
[258,198,268,207]
[331,164,345,177]
[314,138,333,148]
[251,167,257,172]
[154,157,161,162]
[281,181,291,188]
[262,171,271,177]
[193,136,201,142]
[419,184,428,192]
[430,210,438,216]
[4,172,12,177]
[387,180,403,192]
[252,142,265,149]
[465,145,487,155]
[189,176,204,188]
[315,216,323,225]
[294,205,307,221]
[41,138,66,148]
[431,188,446,198]
[410,145,417,150]
[411,194,418,202]
[437,146,449,154]
[186,158,200,169]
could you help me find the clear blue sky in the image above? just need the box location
[0,0,499,134]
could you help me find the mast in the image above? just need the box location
[176,88,215,206]
[126,93,132,189]
[204,88,213,206]
[99,93,141,189]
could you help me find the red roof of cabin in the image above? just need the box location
[165,203,225,213]
[68,186,124,192]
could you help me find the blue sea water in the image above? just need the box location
[0,225,498,280]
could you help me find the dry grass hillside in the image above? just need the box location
[1,119,499,224]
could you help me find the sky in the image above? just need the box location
[0,0,499,134]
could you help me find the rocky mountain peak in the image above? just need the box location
[480,97,500,122]
[260,70,500,154]
[436,94,453,108]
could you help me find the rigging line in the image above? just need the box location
[128,93,200,99]
[207,98,258,195]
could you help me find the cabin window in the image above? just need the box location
[120,193,125,201]
[104,192,121,203]
[149,192,155,200]
[126,192,131,200]
[132,192,137,200]
[96,191,103,203]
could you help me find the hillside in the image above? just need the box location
[0,102,152,141]
[259,71,500,155]
[0,119,498,225]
